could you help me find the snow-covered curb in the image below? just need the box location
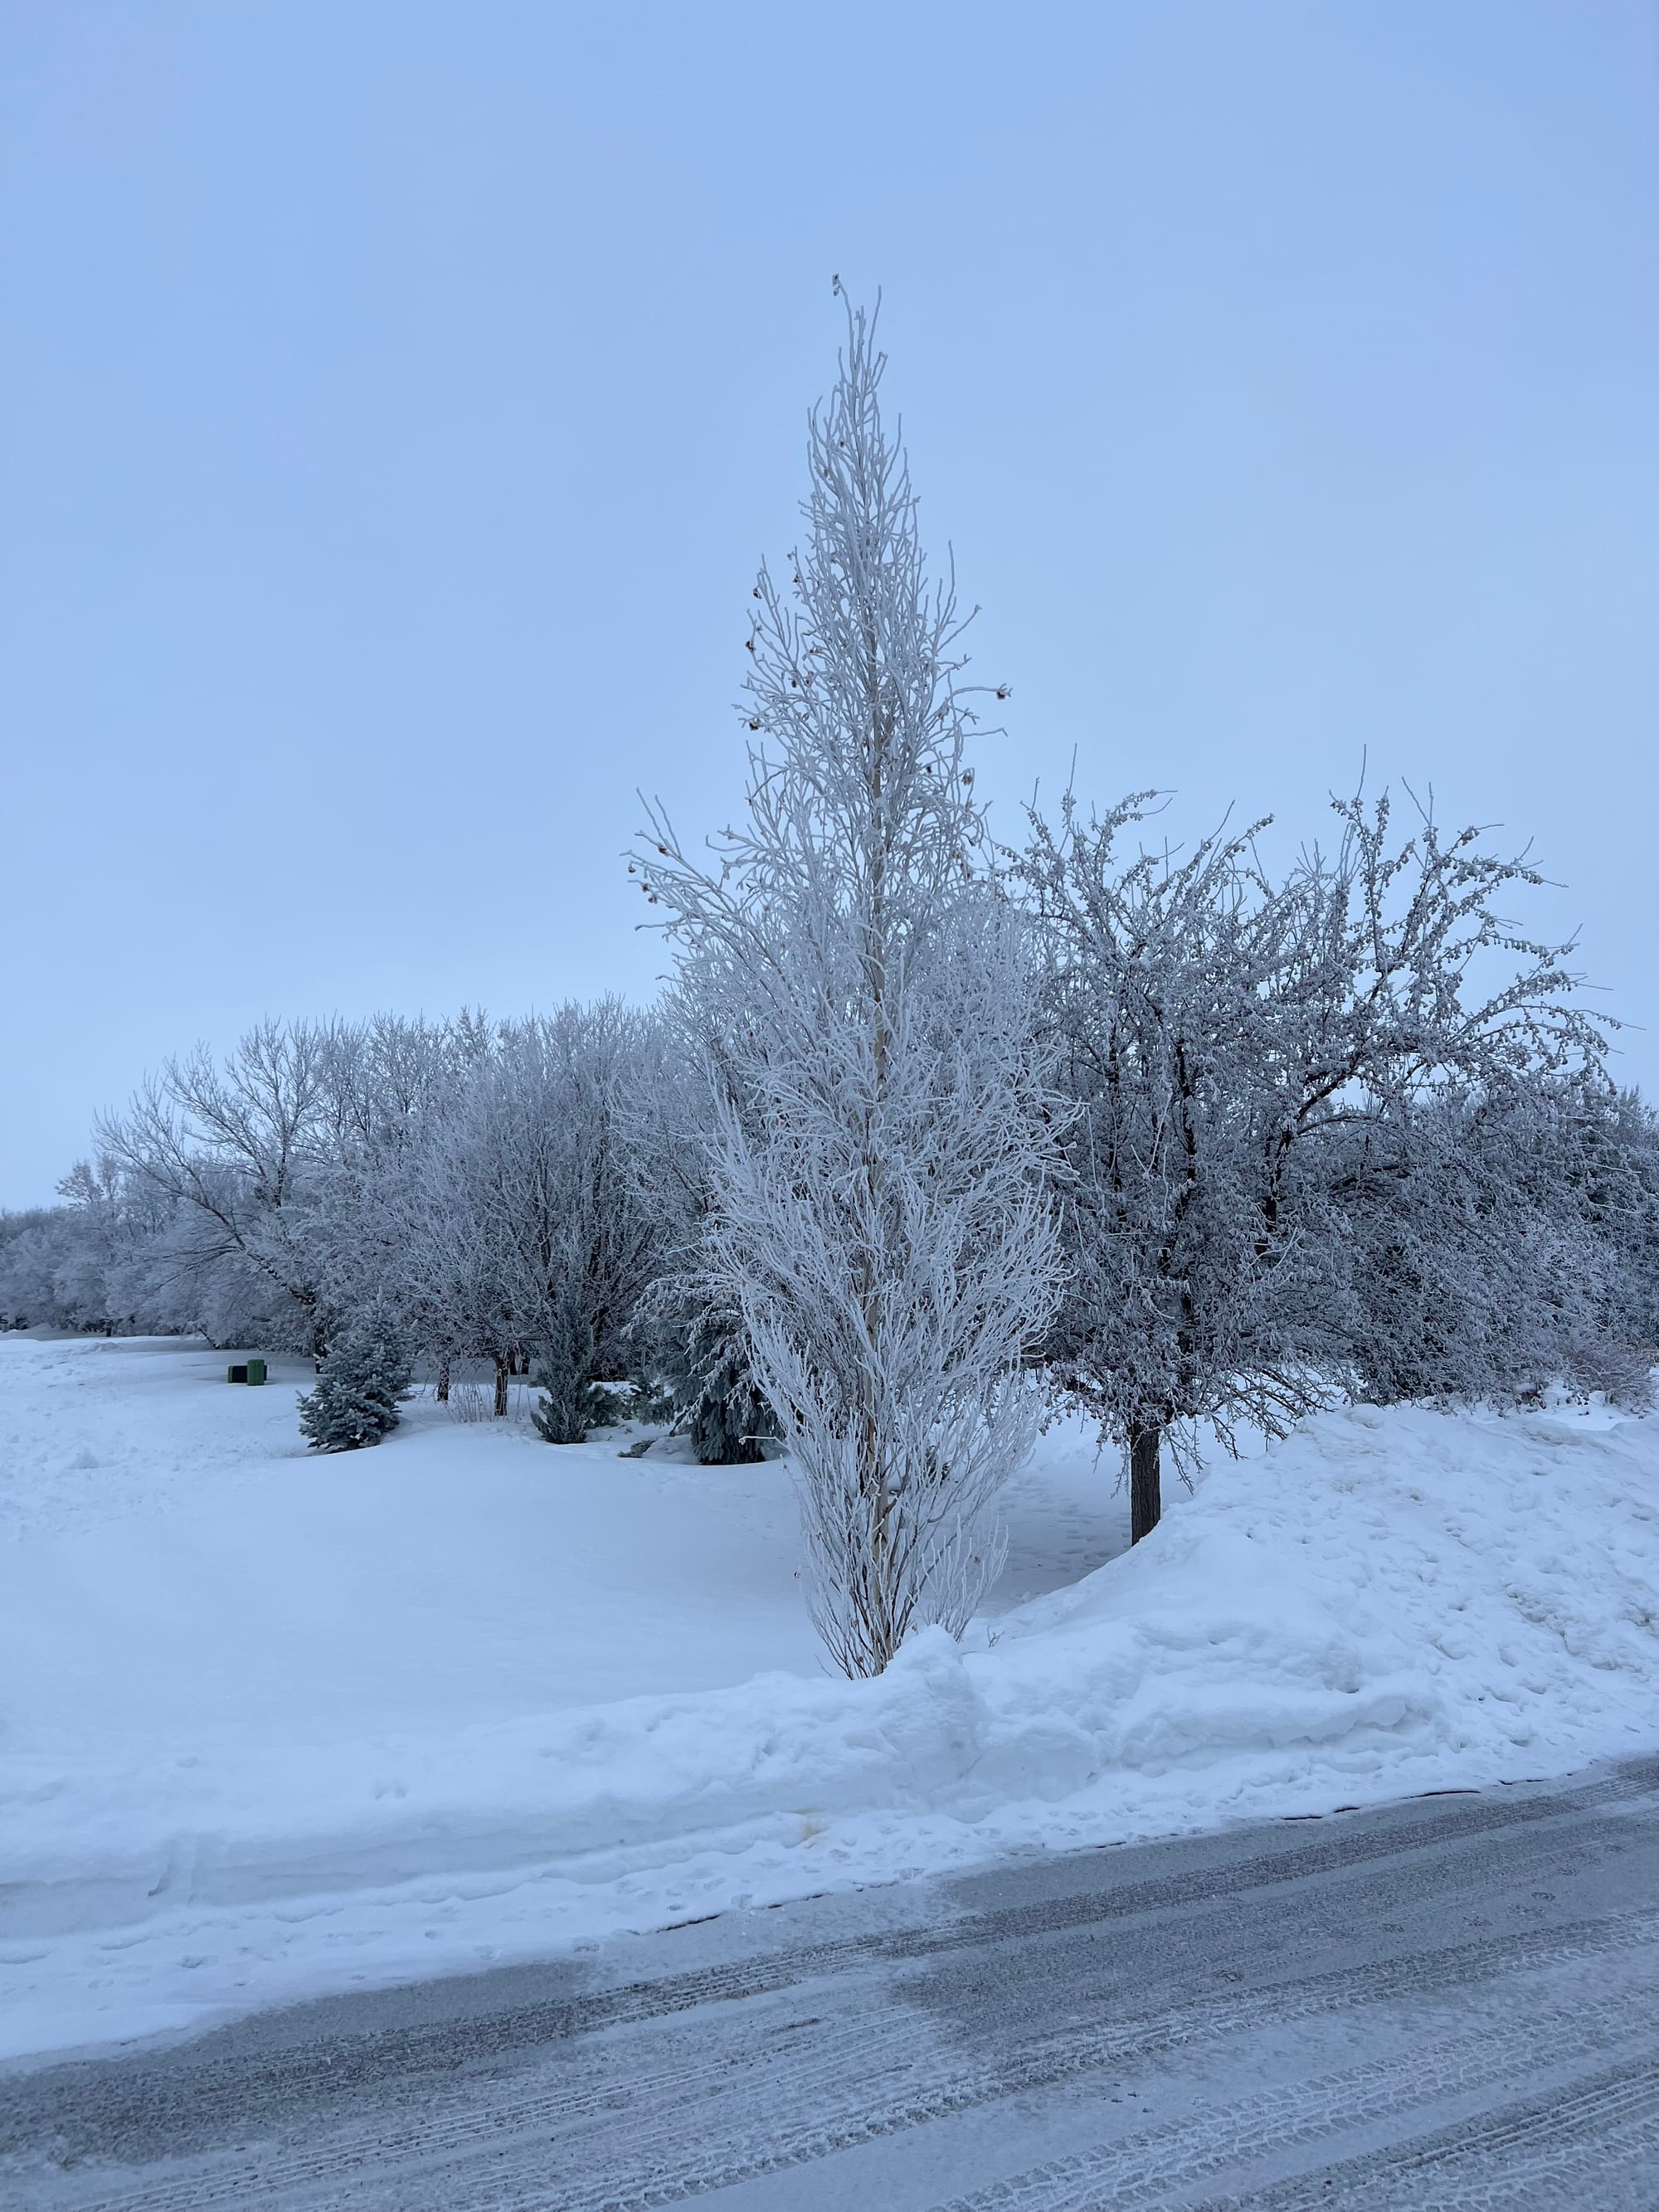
[3,1401,1655,2059]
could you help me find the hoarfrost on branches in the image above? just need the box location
[639,301,1063,1677]
[1013,783,1636,1539]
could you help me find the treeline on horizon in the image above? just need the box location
[5,301,1657,1676]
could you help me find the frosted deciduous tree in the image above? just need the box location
[0,1159,168,1334]
[49,1157,177,1333]
[1016,787,1623,1540]
[1278,794,1632,1410]
[406,1005,663,1433]
[0,1206,77,1330]
[95,1014,494,1356]
[1014,795,1331,1544]
[640,301,1062,1677]
[305,1012,492,1364]
[99,1021,343,1351]
[1337,1077,1652,1410]
[1601,1089,1659,1354]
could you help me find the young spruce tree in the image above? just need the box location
[639,298,1062,1677]
[298,1315,413,1452]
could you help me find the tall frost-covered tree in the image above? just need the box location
[640,300,1062,1678]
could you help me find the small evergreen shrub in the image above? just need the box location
[622,1378,677,1427]
[530,1370,625,1443]
[528,1361,675,1444]
[298,1321,413,1452]
[689,1355,776,1465]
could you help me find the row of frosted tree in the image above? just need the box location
[5,304,1657,1675]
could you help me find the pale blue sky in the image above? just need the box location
[3,2,1656,1203]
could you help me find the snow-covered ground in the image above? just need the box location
[2,1334,1655,2064]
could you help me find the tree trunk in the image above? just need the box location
[1130,1426,1162,1544]
[494,1354,510,1418]
[435,1355,450,1405]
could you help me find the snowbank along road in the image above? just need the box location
[4,1756,1657,2210]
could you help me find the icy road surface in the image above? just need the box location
[4,1757,1657,2210]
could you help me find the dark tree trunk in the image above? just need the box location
[1130,1425,1162,1544]
[493,1354,510,1418]
[435,1355,450,1405]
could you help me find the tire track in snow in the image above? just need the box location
[925,1982,1657,2209]
[17,1908,1659,2211]
[1194,2053,1659,2210]
[5,1760,1657,2211]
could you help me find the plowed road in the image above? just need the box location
[5,1758,1658,2210]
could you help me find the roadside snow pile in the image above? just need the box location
[993,1400,1659,1782]
[1,1337,1655,2060]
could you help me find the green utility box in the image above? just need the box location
[246,1359,266,1386]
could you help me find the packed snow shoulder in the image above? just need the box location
[1,1338,1655,2060]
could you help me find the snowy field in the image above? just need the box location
[2,1333,1656,2064]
